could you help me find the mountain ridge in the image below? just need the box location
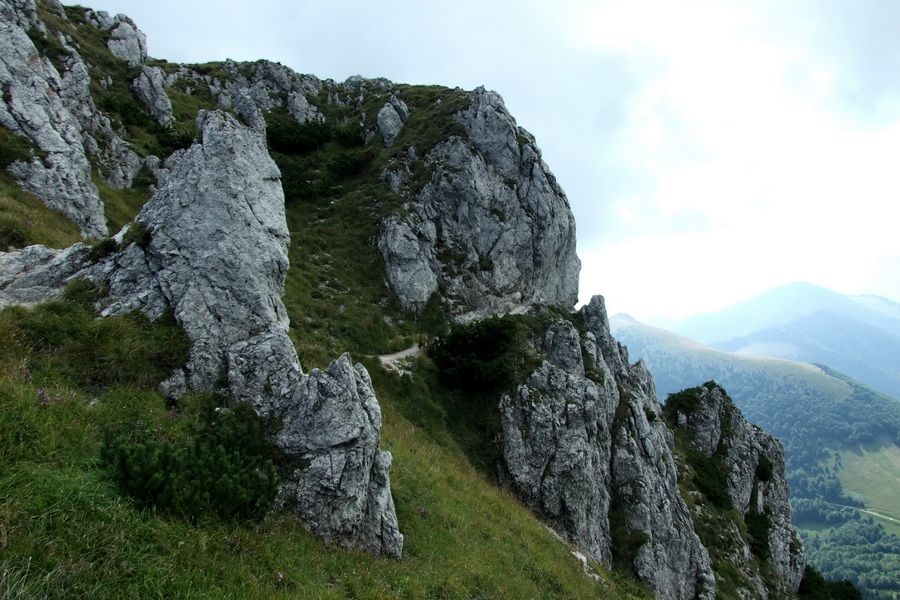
[0,1,823,598]
[661,282,900,399]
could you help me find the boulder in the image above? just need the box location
[106,16,146,66]
[132,65,173,127]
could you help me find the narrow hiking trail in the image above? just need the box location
[378,343,422,373]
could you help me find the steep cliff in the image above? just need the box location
[378,86,580,320]
[497,299,805,599]
[499,299,717,600]
[664,383,805,596]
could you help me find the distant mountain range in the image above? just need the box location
[611,302,900,598]
[653,282,900,399]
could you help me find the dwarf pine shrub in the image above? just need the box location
[102,402,279,521]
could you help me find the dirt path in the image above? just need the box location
[859,508,900,525]
[378,343,422,372]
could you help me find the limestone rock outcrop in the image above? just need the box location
[499,297,716,600]
[667,383,806,594]
[378,87,580,320]
[498,295,807,598]
[0,110,403,559]
[376,94,408,146]
[0,0,107,237]
[133,66,174,127]
[105,14,147,66]
[273,354,402,558]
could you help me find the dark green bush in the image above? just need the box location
[797,564,863,599]
[334,124,365,147]
[122,223,152,249]
[0,217,28,249]
[0,127,38,168]
[429,315,520,392]
[745,507,771,560]
[755,455,774,482]
[273,152,329,202]
[662,387,703,422]
[100,93,153,128]
[328,150,370,178]
[88,237,119,262]
[266,118,333,154]
[149,124,195,157]
[685,447,733,510]
[102,402,279,521]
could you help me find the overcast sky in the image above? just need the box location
[87,0,900,321]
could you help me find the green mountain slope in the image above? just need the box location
[612,315,900,598]
[0,1,860,598]
[663,282,900,399]
[0,293,647,599]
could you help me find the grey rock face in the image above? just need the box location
[106,16,147,66]
[669,384,806,592]
[275,354,403,558]
[208,59,324,128]
[0,7,107,237]
[499,299,716,600]
[287,90,322,123]
[609,360,716,600]
[0,243,90,308]
[501,297,805,598]
[133,66,173,127]
[376,95,408,146]
[500,352,616,565]
[101,110,290,390]
[0,0,39,29]
[0,110,402,559]
[378,87,580,319]
[582,295,629,379]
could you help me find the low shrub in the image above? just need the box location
[685,447,733,510]
[429,315,520,392]
[745,507,771,560]
[328,149,370,178]
[0,127,38,168]
[102,401,279,521]
[755,455,774,482]
[88,237,119,262]
[662,387,703,422]
[267,117,332,154]
[122,223,152,249]
[149,123,195,157]
[0,217,28,249]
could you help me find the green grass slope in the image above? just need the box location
[0,289,648,599]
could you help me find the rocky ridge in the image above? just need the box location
[0,106,403,557]
[499,298,805,599]
[500,297,717,600]
[378,86,580,321]
[667,384,805,595]
[0,1,809,596]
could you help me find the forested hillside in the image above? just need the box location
[612,316,900,598]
